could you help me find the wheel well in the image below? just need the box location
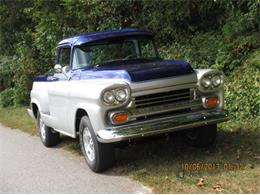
[32,103,38,119]
[75,109,88,135]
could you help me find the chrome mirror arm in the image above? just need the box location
[54,64,70,79]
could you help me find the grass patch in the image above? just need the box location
[0,107,259,193]
[113,124,260,193]
[57,136,81,156]
[0,106,81,155]
[0,106,37,135]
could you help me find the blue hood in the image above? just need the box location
[93,60,194,82]
[34,60,194,82]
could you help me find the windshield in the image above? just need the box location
[72,36,159,69]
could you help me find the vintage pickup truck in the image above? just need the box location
[27,29,228,172]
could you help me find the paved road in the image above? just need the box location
[0,124,150,193]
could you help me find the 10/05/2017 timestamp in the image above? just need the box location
[179,162,244,171]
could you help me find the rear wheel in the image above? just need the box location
[37,111,60,147]
[79,116,115,172]
[183,124,217,147]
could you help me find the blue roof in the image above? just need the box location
[58,28,153,46]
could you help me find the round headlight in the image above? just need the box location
[212,75,222,87]
[115,89,127,102]
[103,91,115,104]
[201,77,211,88]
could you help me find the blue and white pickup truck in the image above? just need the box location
[27,29,228,172]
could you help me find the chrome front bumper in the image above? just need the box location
[97,109,228,143]
[27,108,35,119]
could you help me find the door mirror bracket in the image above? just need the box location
[54,64,70,79]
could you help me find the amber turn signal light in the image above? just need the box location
[112,112,129,124]
[206,97,219,107]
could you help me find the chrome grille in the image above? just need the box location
[129,88,201,120]
[134,88,191,108]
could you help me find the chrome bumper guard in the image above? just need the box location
[27,108,35,119]
[97,109,228,143]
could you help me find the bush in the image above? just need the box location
[0,55,16,91]
[0,0,259,130]
[0,88,15,107]
[214,33,260,74]
[224,50,260,128]
[13,84,30,106]
[159,32,221,69]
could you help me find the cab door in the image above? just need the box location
[47,46,71,132]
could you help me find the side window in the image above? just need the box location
[59,47,71,67]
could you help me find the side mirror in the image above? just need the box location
[54,64,62,73]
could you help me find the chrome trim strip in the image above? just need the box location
[130,73,197,95]
[134,95,191,107]
[97,109,228,143]
[129,100,202,118]
[132,83,196,97]
[133,91,190,103]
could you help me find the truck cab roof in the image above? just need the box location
[58,28,153,47]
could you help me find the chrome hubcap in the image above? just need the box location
[83,127,95,162]
[39,118,46,141]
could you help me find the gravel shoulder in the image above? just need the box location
[0,124,151,193]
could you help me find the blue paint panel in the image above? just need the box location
[33,73,54,82]
[34,59,194,83]
[33,73,67,82]
[93,60,194,82]
[58,28,153,46]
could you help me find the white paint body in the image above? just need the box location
[29,69,224,139]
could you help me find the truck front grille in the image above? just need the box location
[134,88,191,108]
[129,88,201,121]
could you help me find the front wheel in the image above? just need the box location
[79,116,115,172]
[37,111,60,147]
[183,124,217,147]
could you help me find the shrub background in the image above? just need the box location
[0,0,259,128]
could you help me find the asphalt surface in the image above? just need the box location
[0,124,151,193]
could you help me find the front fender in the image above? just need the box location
[69,103,106,137]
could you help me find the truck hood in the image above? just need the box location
[33,60,194,83]
[90,59,194,82]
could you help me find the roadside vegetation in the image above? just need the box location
[0,106,259,193]
[115,126,260,193]
[0,0,259,193]
[1,1,259,128]
[0,107,37,135]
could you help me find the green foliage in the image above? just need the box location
[215,33,260,74]
[224,51,260,128]
[0,55,16,91]
[0,88,15,107]
[0,0,33,56]
[0,0,259,127]
[159,32,221,69]
[222,0,260,39]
